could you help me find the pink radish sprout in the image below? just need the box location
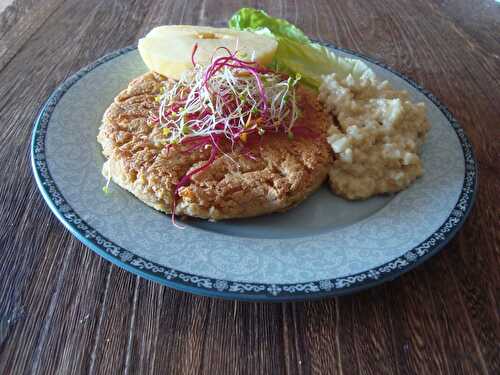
[150,44,305,224]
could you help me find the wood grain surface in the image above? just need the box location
[0,1,499,374]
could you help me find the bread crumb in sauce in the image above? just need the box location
[319,70,430,200]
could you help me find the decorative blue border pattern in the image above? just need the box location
[31,43,477,301]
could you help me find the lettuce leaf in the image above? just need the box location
[228,7,310,44]
[228,8,374,89]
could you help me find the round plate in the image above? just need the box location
[31,43,477,301]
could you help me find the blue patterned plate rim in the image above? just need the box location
[31,42,478,301]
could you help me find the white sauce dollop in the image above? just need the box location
[319,70,430,199]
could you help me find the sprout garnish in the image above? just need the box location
[149,44,307,224]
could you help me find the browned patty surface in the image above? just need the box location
[97,72,333,220]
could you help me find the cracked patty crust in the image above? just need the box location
[97,72,333,220]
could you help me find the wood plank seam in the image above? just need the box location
[0,0,65,74]
[88,264,112,375]
[334,297,343,375]
[123,276,140,375]
[29,241,74,374]
[445,259,490,374]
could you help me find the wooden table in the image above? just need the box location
[1,1,499,374]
